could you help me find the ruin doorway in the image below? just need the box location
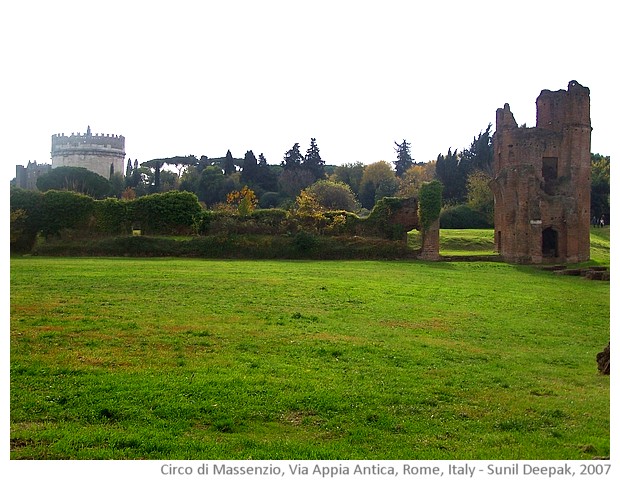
[542,227,558,258]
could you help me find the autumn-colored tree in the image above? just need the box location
[121,187,137,200]
[398,161,436,197]
[295,189,322,215]
[227,186,258,216]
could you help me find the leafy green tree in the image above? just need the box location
[36,166,112,199]
[278,168,315,198]
[303,180,360,212]
[466,170,494,225]
[198,165,227,205]
[179,165,201,194]
[591,153,610,222]
[358,161,398,209]
[393,139,414,177]
[331,162,365,195]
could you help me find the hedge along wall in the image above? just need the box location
[93,191,203,235]
[93,198,131,235]
[129,191,202,235]
[9,188,95,237]
[11,186,422,255]
[10,188,204,245]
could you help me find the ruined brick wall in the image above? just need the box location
[418,219,440,260]
[490,81,591,264]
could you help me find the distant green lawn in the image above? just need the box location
[409,227,610,264]
[10,236,609,459]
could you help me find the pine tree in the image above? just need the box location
[393,139,414,177]
[461,124,493,174]
[304,138,325,180]
[241,150,259,185]
[256,153,278,191]
[223,150,236,176]
[281,143,303,170]
[125,158,133,177]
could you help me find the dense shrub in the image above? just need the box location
[10,188,44,252]
[39,190,95,237]
[259,191,282,208]
[194,209,292,236]
[130,191,202,234]
[94,198,131,235]
[32,234,414,260]
[440,204,493,228]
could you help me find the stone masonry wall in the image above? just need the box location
[491,81,591,264]
[51,127,126,179]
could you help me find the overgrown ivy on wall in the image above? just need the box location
[418,181,443,230]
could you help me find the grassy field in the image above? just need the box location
[411,227,611,263]
[10,230,610,459]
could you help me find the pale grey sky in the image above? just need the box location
[1,0,615,185]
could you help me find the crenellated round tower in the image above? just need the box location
[51,126,126,179]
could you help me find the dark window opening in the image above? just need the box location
[542,157,558,194]
[542,227,558,257]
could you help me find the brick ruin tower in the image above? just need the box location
[490,80,591,264]
[51,126,126,179]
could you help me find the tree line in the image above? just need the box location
[19,128,610,228]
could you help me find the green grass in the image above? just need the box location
[10,252,609,459]
[438,229,496,256]
[409,227,610,263]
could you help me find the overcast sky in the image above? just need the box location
[1,0,615,185]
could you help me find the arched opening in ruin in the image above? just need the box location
[542,227,559,258]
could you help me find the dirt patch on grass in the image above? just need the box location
[382,318,449,331]
[282,410,320,427]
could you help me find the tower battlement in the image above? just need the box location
[51,126,125,153]
[535,80,591,133]
[51,126,126,179]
